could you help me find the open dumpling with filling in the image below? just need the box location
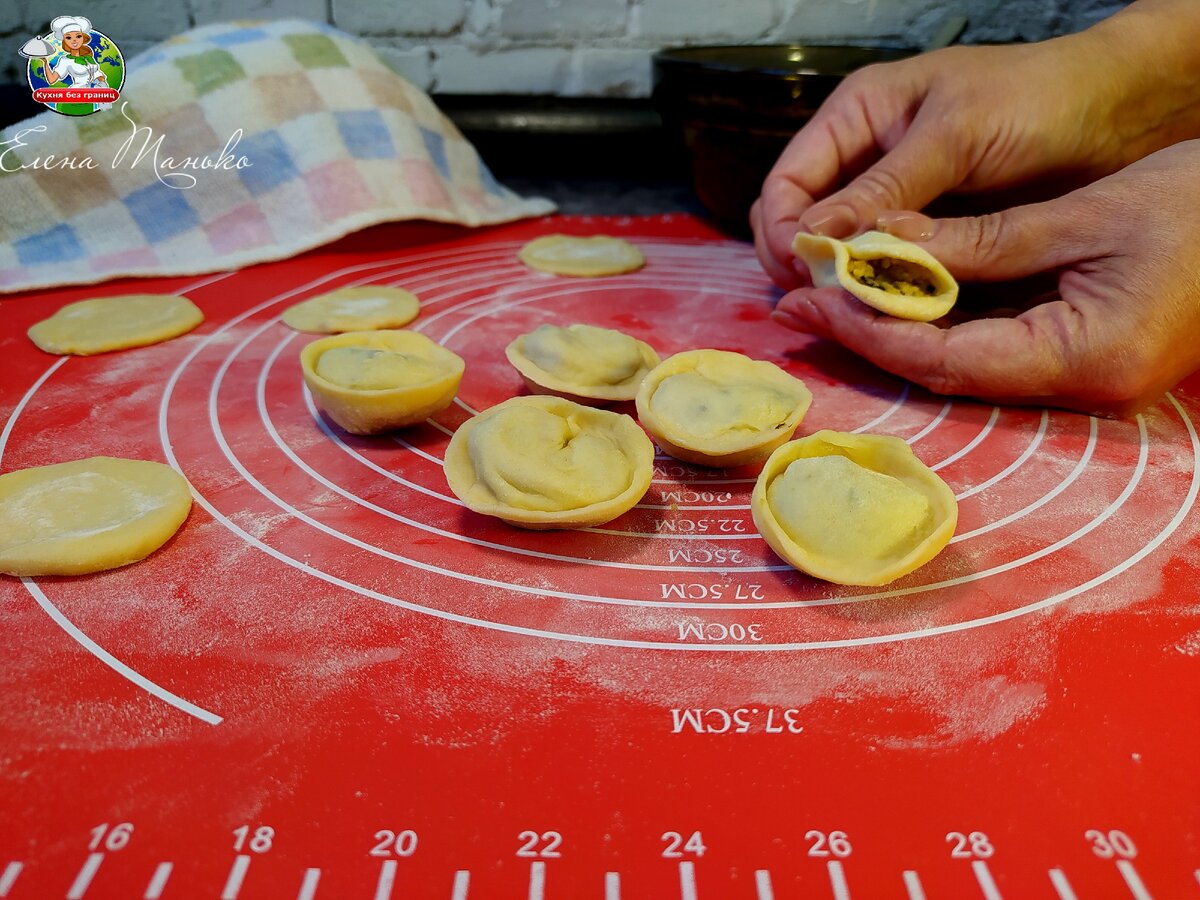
[444,395,653,529]
[506,323,659,404]
[793,230,957,322]
[301,330,464,435]
[751,430,958,585]
[635,349,812,467]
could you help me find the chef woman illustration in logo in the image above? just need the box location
[20,15,125,116]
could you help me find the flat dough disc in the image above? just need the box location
[282,286,421,334]
[0,457,192,576]
[518,234,645,277]
[28,294,204,356]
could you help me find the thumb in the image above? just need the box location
[799,124,962,238]
[890,191,1116,282]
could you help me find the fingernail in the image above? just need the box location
[800,205,857,238]
[773,297,831,338]
[770,308,806,330]
[876,210,936,242]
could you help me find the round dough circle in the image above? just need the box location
[505,323,660,404]
[282,286,421,334]
[751,430,958,586]
[28,294,204,356]
[0,457,192,576]
[301,330,465,435]
[518,234,645,277]
[635,349,813,468]
[444,395,654,529]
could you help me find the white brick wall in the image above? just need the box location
[332,0,469,36]
[433,44,573,93]
[192,0,329,26]
[3,0,1133,96]
[636,0,782,41]
[498,0,628,40]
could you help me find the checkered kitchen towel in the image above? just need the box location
[0,19,555,294]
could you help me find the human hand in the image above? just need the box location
[771,139,1200,417]
[752,0,1200,291]
[750,36,1132,289]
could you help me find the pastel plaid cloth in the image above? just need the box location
[0,19,554,294]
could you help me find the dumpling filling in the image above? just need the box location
[847,257,938,297]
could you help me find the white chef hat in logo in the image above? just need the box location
[51,15,93,42]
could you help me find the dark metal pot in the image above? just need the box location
[652,45,916,236]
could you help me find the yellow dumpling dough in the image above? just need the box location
[281,286,420,334]
[28,294,204,355]
[301,330,465,435]
[792,230,958,322]
[444,395,653,529]
[518,234,645,277]
[769,456,932,561]
[316,347,446,391]
[0,457,192,576]
[636,349,812,467]
[752,430,957,586]
[505,323,660,403]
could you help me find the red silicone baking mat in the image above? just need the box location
[1,214,1198,900]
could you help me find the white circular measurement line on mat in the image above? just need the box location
[432,274,791,418]
[243,244,923,502]
[293,266,813,485]
[233,247,1155,592]
[906,400,951,444]
[411,253,765,335]
[268,272,949,521]
[191,384,1200,650]
[955,409,1048,501]
[1,271,235,725]
[395,250,1028,494]
[284,270,914,504]
[952,415,1093,541]
[585,412,1093,541]
[929,406,1001,472]
[260,339,781,573]
[150,245,1200,647]
[240,285,1162,610]
[306,383,1041,535]
[241,338,1161,610]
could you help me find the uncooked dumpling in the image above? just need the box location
[518,234,645,277]
[444,395,653,529]
[282,286,420,333]
[635,349,813,467]
[751,430,957,585]
[301,330,464,435]
[28,294,204,355]
[792,230,957,321]
[505,323,660,403]
[0,457,192,576]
